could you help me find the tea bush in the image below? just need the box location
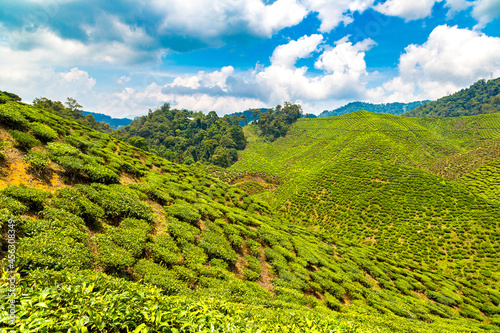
[2,184,50,211]
[29,122,58,141]
[8,130,40,149]
[23,150,50,172]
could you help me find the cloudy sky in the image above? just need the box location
[1,0,500,118]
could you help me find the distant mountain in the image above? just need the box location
[404,77,500,118]
[319,101,429,118]
[82,110,132,129]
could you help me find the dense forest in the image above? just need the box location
[252,102,303,142]
[319,101,428,118]
[404,78,500,117]
[115,103,247,167]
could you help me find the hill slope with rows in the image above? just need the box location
[1,91,499,331]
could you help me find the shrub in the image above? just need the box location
[324,292,343,311]
[47,142,81,156]
[24,150,50,172]
[50,187,104,223]
[18,231,92,270]
[134,259,187,295]
[167,218,200,245]
[2,184,50,211]
[0,106,28,129]
[0,194,28,215]
[164,202,201,224]
[199,230,238,263]
[181,243,208,268]
[83,163,120,184]
[76,184,154,222]
[94,234,136,271]
[30,122,58,141]
[147,234,183,266]
[243,268,260,281]
[9,130,40,149]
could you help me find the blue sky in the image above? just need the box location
[1,0,500,117]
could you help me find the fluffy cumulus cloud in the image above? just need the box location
[300,0,374,32]
[374,0,439,21]
[383,25,500,101]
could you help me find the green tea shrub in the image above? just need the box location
[134,259,187,295]
[76,184,154,222]
[199,230,238,263]
[0,106,28,129]
[94,234,136,270]
[102,220,150,258]
[53,155,85,176]
[65,134,93,150]
[459,304,483,321]
[50,187,104,223]
[47,142,81,156]
[243,268,260,281]
[9,130,40,149]
[167,218,200,245]
[2,184,50,211]
[24,150,50,172]
[29,122,58,141]
[164,201,201,224]
[83,163,120,184]
[245,239,262,256]
[147,233,183,265]
[181,243,208,268]
[18,231,92,270]
[129,183,173,205]
[0,194,28,215]
[324,292,343,311]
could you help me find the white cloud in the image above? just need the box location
[374,0,440,21]
[472,0,500,28]
[153,0,307,40]
[271,34,324,67]
[301,0,374,32]
[256,35,375,103]
[382,25,500,101]
[117,76,131,84]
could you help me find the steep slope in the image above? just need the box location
[1,92,499,331]
[319,101,428,118]
[404,78,500,118]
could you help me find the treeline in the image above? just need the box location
[319,101,428,118]
[115,103,246,167]
[405,78,500,118]
[251,102,303,142]
[33,97,113,133]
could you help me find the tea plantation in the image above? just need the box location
[0,91,499,332]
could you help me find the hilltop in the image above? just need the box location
[404,78,500,118]
[81,110,132,129]
[1,90,499,331]
[319,101,428,118]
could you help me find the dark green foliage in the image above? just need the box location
[0,105,28,129]
[254,102,303,142]
[405,78,500,118]
[9,130,40,149]
[320,101,428,118]
[115,103,246,166]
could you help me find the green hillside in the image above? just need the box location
[404,78,500,118]
[2,92,500,332]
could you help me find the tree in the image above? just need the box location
[250,109,261,124]
[240,114,248,126]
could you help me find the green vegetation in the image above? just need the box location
[115,103,246,167]
[405,78,500,117]
[0,89,499,332]
[319,100,428,118]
